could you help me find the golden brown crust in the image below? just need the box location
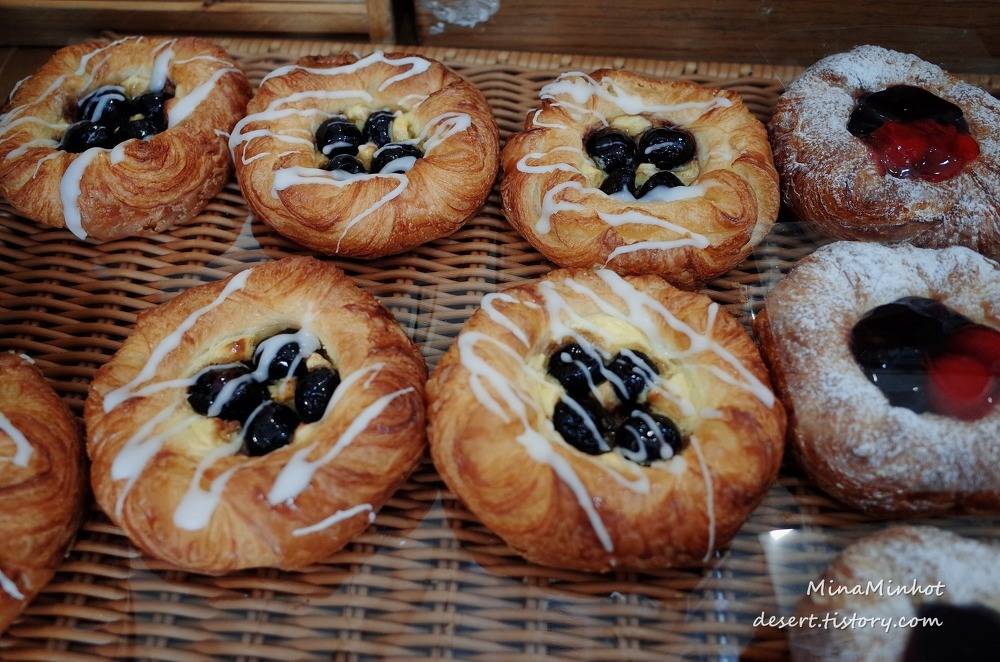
[0,36,251,240]
[234,52,500,258]
[85,257,427,573]
[769,45,1000,259]
[0,354,86,632]
[755,241,1000,515]
[428,268,785,571]
[501,69,779,288]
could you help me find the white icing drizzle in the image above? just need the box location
[102,269,253,412]
[0,570,24,601]
[80,85,126,122]
[202,330,320,419]
[59,146,105,240]
[172,401,266,531]
[536,181,590,233]
[460,271,775,555]
[260,51,431,92]
[173,54,232,67]
[292,503,375,537]
[616,408,675,464]
[268,383,413,505]
[687,435,716,561]
[5,138,58,160]
[110,405,192,518]
[540,71,732,118]
[76,36,139,77]
[149,40,177,92]
[458,330,615,552]
[481,292,532,346]
[530,108,567,130]
[598,208,710,244]
[28,152,61,180]
[0,412,33,467]
[515,147,582,175]
[610,182,709,204]
[0,116,69,137]
[271,166,408,252]
[167,67,239,127]
[110,139,133,164]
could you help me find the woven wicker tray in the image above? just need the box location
[1,38,998,662]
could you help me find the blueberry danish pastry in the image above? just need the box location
[1,354,86,631]
[232,51,499,258]
[501,70,779,288]
[428,269,785,571]
[770,45,1000,258]
[0,36,250,240]
[85,257,426,573]
[755,241,1000,515]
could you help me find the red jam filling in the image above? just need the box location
[865,118,980,183]
[846,85,980,183]
[851,297,999,420]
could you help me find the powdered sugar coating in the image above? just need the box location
[790,526,1000,662]
[761,241,1000,514]
[770,45,1000,258]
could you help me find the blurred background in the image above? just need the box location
[2,0,999,85]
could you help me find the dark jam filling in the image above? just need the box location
[902,603,1000,662]
[546,342,684,464]
[314,110,423,174]
[186,329,341,456]
[61,84,174,152]
[850,297,1000,419]
[584,125,695,198]
[847,85,980,182]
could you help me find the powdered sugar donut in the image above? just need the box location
[754,241,1000,515]
[770,45,1000,258]
[790,526,1000,662]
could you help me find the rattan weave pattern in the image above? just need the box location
[1,40,998,662]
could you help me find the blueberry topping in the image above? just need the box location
[552,394,612,455]
[60,120,117,152]
[851,296,971,358]
[600,167,638,197]
[132,91,169,121]
[78,86,132,128]
[295,367,341,423]
[546,342,606,394]
[371,143,423,173]
[585,129,638,173]
[323,153,366,174]
[125,117,164,140]
[362,110,395,147]
[254,330,310,380]
[848,85,968,137]
[187,364,268,422]
[607,350,659,403]
[903,603,1000,662]
[854,345,931,412]
[243,402,300,456]
[638,126,696,170]
[315,116,363,157]
[636,170,684,198]
[614,408,683,464]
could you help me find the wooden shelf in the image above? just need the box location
[0,0,395,44]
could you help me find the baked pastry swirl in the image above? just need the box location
[770,45,1000,258]
[755,241,1000,515]
[501,70,779,288]
[1,353,86,632]
[790,526,1000,662]
[428,268,785,571]
[0,35,250,240]
[232,51,499,258]
[85,257,426,573]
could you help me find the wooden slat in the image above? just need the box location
[414,0,1000,75]
[0,1,373,45]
